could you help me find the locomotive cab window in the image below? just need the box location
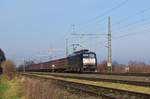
[89,54,95,58]
[83,54,89,57]
[83,53,95,58]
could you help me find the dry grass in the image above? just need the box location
[23,77,56,99]
[22,76,101,99]
[1,60,16,80]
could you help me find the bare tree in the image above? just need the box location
[97,60,107,73]
[1,60,16,80]
[128,60,150,73]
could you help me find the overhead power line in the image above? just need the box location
[113,26,150,39]
[90,0,129,21]
[113,16,150,34]
[72,33,106,36]
[114,7,150,25]
[78,0,129,30]
[78,6,150,36]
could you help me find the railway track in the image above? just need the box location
[21,72,150,99]
[82,72,150,77]
[29,72,150,87]
[57,80,121,99]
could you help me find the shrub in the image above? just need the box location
[128,61,150,73]
[1,60,16,80]
[97,60,107,73]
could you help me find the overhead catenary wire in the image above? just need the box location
[112,15,150,39]
[77,0,129,32]
[114,18,150,34]
[89,0,129,21]
[113,16,150,33]
[78,1,150,38]
[113,7,150,25]
[113,25,150,39]
[87,6,150,35]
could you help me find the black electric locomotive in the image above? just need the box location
[67,49,97,72]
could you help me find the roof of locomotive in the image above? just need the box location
[68,49,95,57]
[73,49,89,54]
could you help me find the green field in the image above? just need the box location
[0,75,24,99]
[0,76,9,99]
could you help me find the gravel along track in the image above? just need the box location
[30,72,150,87]
[21,73,150,99]
[83,72,150,77]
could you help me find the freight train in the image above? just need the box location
[0,49,6,74]
[25,49,97,72]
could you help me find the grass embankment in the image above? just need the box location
[0,75,24,99]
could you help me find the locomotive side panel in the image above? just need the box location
[68,54,82,71]
[51,58,67,71]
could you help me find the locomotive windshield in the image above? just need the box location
[89,54,95,58]
[83,53,95,58]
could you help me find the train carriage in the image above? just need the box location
[46,58,67,72]
[25,49,97,72]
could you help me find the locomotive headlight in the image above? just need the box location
[83,58,96,65]
[52,65,55,68]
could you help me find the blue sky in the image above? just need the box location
[0,0,150,65]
